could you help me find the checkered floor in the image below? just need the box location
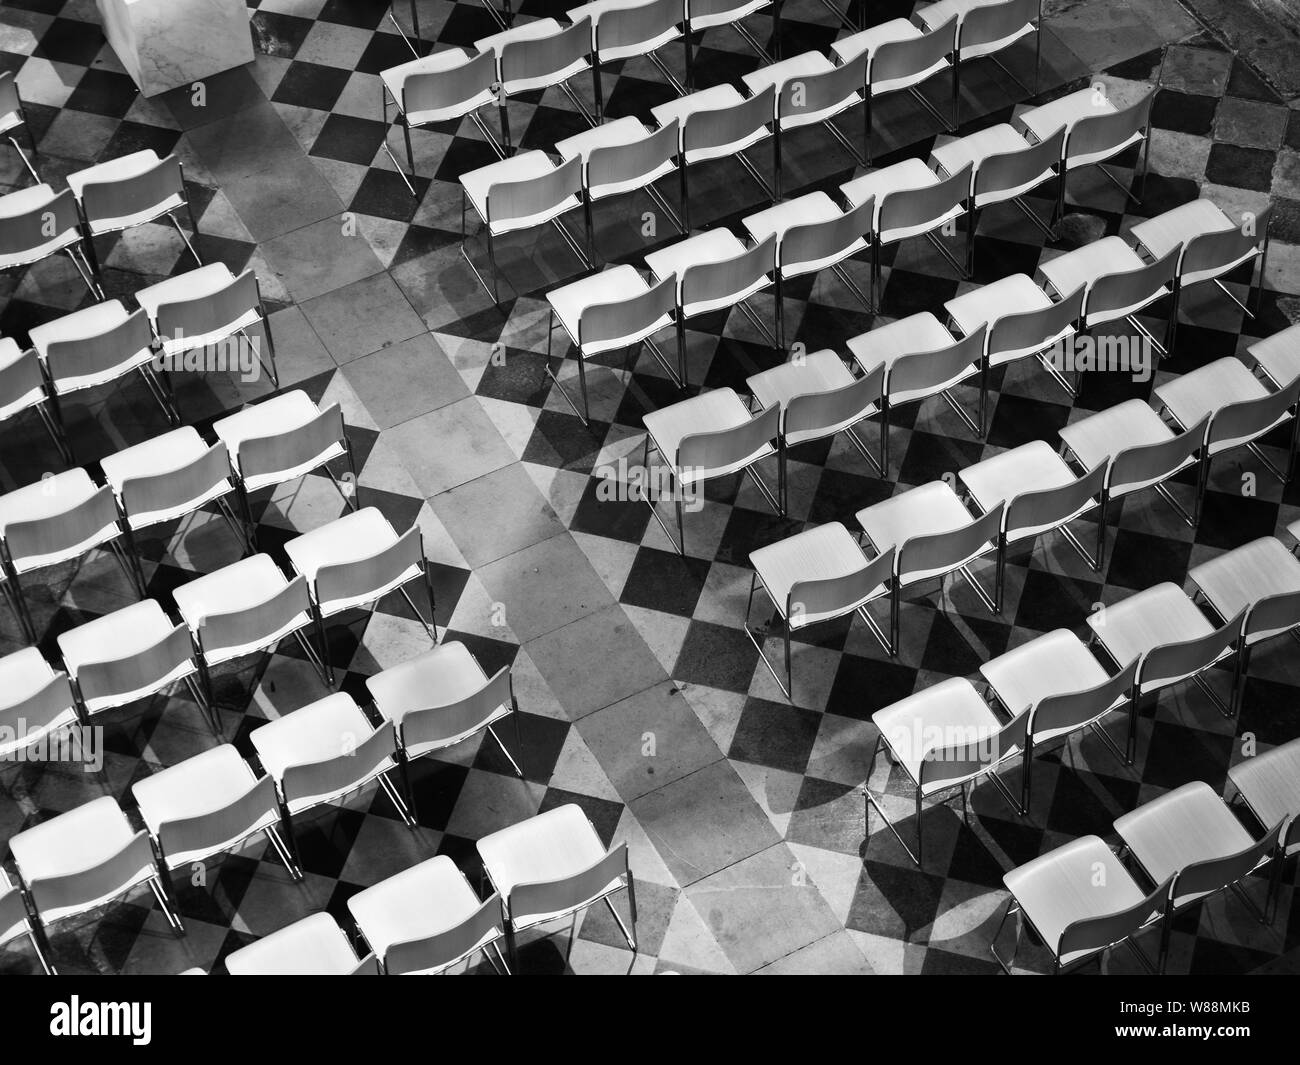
[1,0,1298,974]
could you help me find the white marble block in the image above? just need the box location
[97,0,256,98]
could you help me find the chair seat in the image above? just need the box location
[1058,398,1180,495]
[283,506,407,604]
[748,348,861,428]
[382,48,494,126]
[1189,536,1300,644]
[931,122,1031,185]
[1229,738,1300,853]
[1017,86,1116,143]
[477,16,565,55]
[226,913,362,975]
[873,677,1009,794]
[548,263,670,355]
[0,468,118,575]
[848,312,970,406]
[174,554,309,664]
[841,157,959,244]
[1130,198,1235,264]
[980,628,1112,723]
[645,228,764,318]
[686,0,770,32]
[348,855,497,971]
[945,273,1065,367]
[751,521,882,626]
[1248,322,1300,389]
[0,109,20,136]
[960,439,1082,540]
[568,0,683,61]
[100,425,232,529]
[916,0,999,30]
[0,647,77,760]
[213,389,343,491]
[1086,582,1215,674]
[1003,834,1147,968]
[856,479,984,575]
[1115,780,1256,909]
[67,149,182,234]
[461,149,580,236]
[643,387,772,482]
[741,49,835,98]
[743,191,867,278]
[651,83,768,164]
[1038,236,1146,307]
[58,600,191,715]
[1154,357,1272,450]
[136,262,236,321]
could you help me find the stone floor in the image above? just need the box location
[0,0,1297,974]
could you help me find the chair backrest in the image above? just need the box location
[778,51,867,123]
[578,273,676,349]
[281,718,398,807]
[0,72,19,118]
[235,402,345,483]
[315,525,424,611]
[588,120,678,191]
[784,360,884,442]
[488,155,582,227]
[0,663,75,741]
[1005,459,1105,541]
[918,707,1027,790]
[683,84,773,154]
[153,772,279,869]
[779,195,874,276]
[398,665,513,751]
[404,49,498,117]
[871,15,956,90]
[0,186,79,259]
[975,127,1062,202]
[959,0,1039,53]
[0,344,44,418]
[194,574,312,658]
[1245,588,1300,644]
[1084,247,1177,323]
[878,163,970,242]
[500,17,592,88]
[595,0,684,52]
[788,542,893,624]
[897,499,1004,584]
[0,879,31,949]
[509,840,628,925]
[1029,655,1138,737]
[4,484,119,568]
[1056,873,1171,965]
[24,830,156,921]
[43,306,154,390]
[72,623,195,710]
[888,323,985,402]
[1207,373,1300,453]
[80,153,184,228]
[1138,607,1245,692]
[1170,819,1284,908]
[1065,89,1155,167]
[680,233,775,310]
[384,893,505,975]
[1108,413,1206,495]
[155,269,261,347]
[1180,204,1270,282]
[987,282,1082,363]
[119,441,231,525]
[676,399,779,473]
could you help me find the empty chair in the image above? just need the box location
[1087,582,1245,756]
[981,630,1138,809]
[960,441,1106,609]
[0,184,101,297]
[226,912,378,975]
[832,15,958,162]
[29,299,177,441]
[947,0,1044,112]
[1248,321,1300,391]
[0,337,66,461]
[1228,736,1300,872]
[249,692,415,872]
[682,0,781,81]
[641,388,781,555]
[866,677,1026,866]
[568,0,686,117]
[0,71,38,182]
[135,264,279,389]
[212,390,357,546]
[545,264,678,424]
[66,150,200,284]
[991,835,1170,974]
[349,855,510,974]
[10,797,184,970]
[840,158,970,308]
[944,274,1082,397]
[746,523,893,698]
[0,869,46,973]
[1115,781,1285,972]
[57,599,213,730]
[1153,356,1300,518]
[0,468,129,641]
[283,507,438,685]
[0,647,78,765]
[380,48,502,193]
[131,743,301,882]
[367,641,525,814]
[847,315,986,473]
[459,151,589,304]
[477,17,594,149]
[477,804,637,965]
[646,229,777,363]
[856,480,1004,654]
[100,426,247,588]
[651,83,775,229]
[741,191,875,347]
[173,553,320,701]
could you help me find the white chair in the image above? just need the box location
[225,912,378,975]
[866,677,1026,866]
[641,388,781,554]
[0,71,38,182]
[283,507,438,685]
[1248,321,1300,392]
[348,855,510,974]
[746,523,892,698]
[567,0,687,116]
[682,0,782,81]
[944,0,1044,112]
[0,647,78,765]
[545,264,678,424]
[0,337,66,461]
[131,743,300,882]
[66,150,201,285]
[477,804,637,966]
[0,184,101,297]
[1228,736,1300,873]
[0,869,46,973]
[10,797,184,970]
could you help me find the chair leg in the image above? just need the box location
[311,605,335,686]
[148,876,185,937]
[989,896,1023,974]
